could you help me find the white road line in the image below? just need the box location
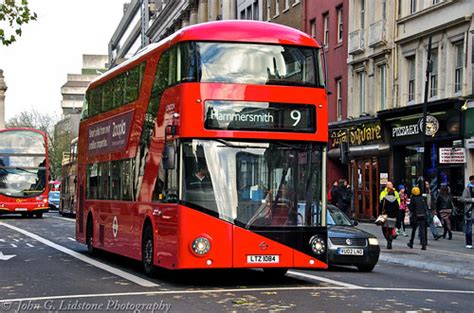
[47,215,75,222]
[0,239,5,242]
[26,243,34,248]
[1,286,474,304]
[12,238,20,242]
[0,222,158,288]
[67,237,76,241]
[10,243,17,248]
[287,270,362,289]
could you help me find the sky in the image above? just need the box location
[0,0,125,121]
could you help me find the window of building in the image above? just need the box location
[253,1,259,20]
[429,49,438,98]
[275,0,280,16]
[454,42,463,93]
[360,0,365,29]
[336,79,342,120]
[337,7,343,43]
[323,13,329,47]
[432,0,440,4]
[379,64,387,110]
[240,10,245,19]
[382,0,386,20]
[266,0,271,20]
[310,18,316,38]
[358,72,365,114]
[410,0,417,14]
[407,56,416,102]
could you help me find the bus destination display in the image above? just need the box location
[204,101,316,133]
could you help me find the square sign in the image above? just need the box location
[439,148,466,164]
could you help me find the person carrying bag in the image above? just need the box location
[378,182,400,249]
[407,187,428,250]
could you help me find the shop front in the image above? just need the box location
[328,117,389,220]
[378,99,465,202]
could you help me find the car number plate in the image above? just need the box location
[247,255,279,264]
[337,248,364,256]
[15,208,27,212]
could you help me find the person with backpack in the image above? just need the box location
[407,186,428,250]
[461,175,474,249]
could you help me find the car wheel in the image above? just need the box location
[357,264,376,272]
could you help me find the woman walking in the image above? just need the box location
[408,186,428,250]
[379,182,400,249]
[397,185,409,237]
[436,185,453,240]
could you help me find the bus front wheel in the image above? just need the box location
[35,212,43,218]
[142,224,157,277]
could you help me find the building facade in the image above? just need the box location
[385,0,473,201]
[0,70,6,130]
[263,0,303,31]
[305,0,349,196]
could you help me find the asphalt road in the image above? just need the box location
[0,213,473,312]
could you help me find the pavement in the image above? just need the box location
[357,222,474,277]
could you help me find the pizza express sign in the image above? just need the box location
[391,115,440,138]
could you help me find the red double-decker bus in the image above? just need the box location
[76,20,328,276]
[0,128,49,218]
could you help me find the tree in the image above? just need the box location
[6,109,63,178]
[0,0,37,46]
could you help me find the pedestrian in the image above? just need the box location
[436,185,453,240]
[328,180,338,206]
[333,179,351,215]
[397,185,409,237]
[423,181,442,241]
[407,186,428,250]
[461,175,474,249]
[379,181,400,249]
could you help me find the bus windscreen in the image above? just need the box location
[0,130,47,197]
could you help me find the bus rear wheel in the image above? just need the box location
[142,224,157,277]
[86,216,95,255]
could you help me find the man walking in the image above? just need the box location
[462,175,474,249]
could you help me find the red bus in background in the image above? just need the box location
[49,181,61,192]
[76,20,328,276]
[0,128,49,218]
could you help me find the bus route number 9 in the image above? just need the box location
[290,110,301,127]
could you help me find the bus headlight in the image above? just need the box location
[309,236,326,255]
[368,238,379,246]
[191,237,210,256]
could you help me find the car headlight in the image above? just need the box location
[368,238,379,246]
[191,237,211,256]
[309,236,326,255]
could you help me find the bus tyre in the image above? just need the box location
[142,224,157,277]
[35,212,43,218]
[262,268,288,278]
[86,217,95,255]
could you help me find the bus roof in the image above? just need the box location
[90,20,320,88]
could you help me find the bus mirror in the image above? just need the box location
[163,143,176,169]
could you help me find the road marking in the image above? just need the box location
[0,239,5,242]
[12,238,20,242]
[67,237,76,241]
[0,251,16,261]
[47,215,75,222]
[26,243,34,248]
[287,270,362,289]
[1,286,474,304]
[0,222,158,288]
[10,244,17,248]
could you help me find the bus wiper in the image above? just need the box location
[215,139,267,149]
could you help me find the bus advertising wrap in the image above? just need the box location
[204,100,316,133]
[87,110,134,156]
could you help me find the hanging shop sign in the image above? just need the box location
[330,122,383,149]
[466,137,474,149]
[439,148,466,164]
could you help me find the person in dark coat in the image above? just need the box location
[333,179,351,215]
[379,181,400,249]
[408,187,428,250]
[436,185,453,240]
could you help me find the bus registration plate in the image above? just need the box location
[15,208,27,212]
[337,248,364,256]
[247,255,279,264]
